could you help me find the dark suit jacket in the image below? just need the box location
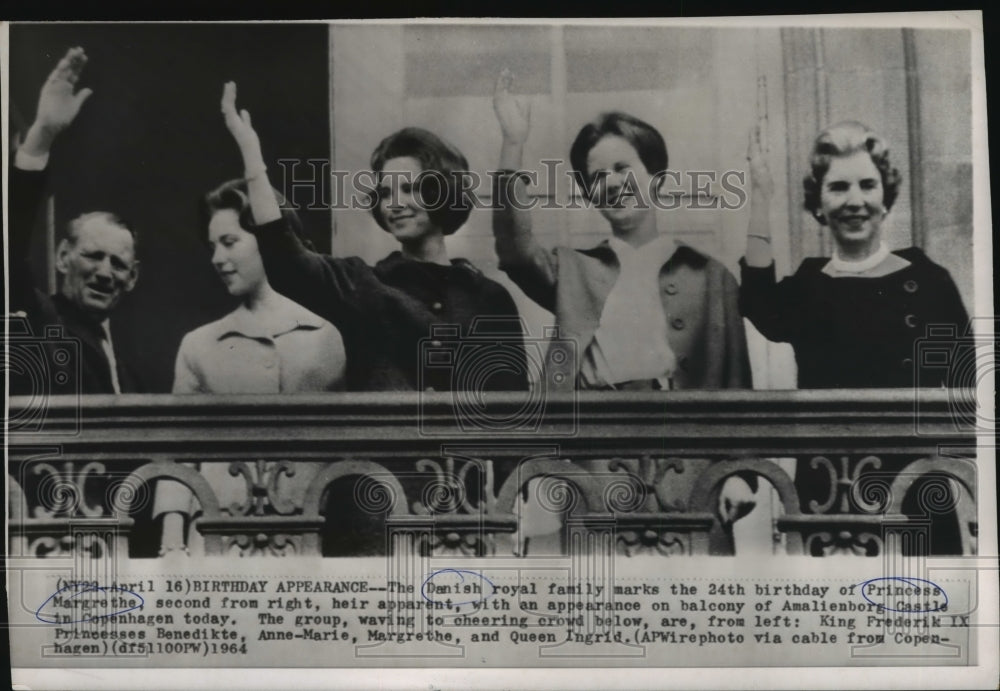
[9,166,143,395]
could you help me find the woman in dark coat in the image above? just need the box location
[738,120,970,555]
[221,82,528,394]
[740,120,968,389]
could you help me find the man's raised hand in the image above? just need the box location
[36,47,93,133]
[21,47,94,158]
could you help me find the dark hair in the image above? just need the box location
[67,211,139,255]
[569,112,668,195]
[802,121,902,222]
[368,127,472,236]
[202,178,313,250]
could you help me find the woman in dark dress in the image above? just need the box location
[738,120,970,555]
[219,82,528,555]
[740,120,968,388]
[221,82,528,393]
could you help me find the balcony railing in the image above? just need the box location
[7,390,979,559]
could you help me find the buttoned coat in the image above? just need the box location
[251,218,528,392]
[492,178,752,391]
[172,302,347,394]
[739,248,969,389]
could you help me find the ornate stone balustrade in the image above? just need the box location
[7,391,979,560]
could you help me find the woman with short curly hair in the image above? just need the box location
[740,120,968,389]
[735,121,971,557]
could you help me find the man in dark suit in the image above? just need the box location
[10,47,142,395]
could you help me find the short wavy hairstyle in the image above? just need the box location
[368,127,473,236]
[202,178,313,250]
[802,121,902,223]
[569,112,668,196]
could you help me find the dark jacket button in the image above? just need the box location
[904,314,917,328]
[904,280,918,293]
[664,283,678,295]
[671,317,685,330]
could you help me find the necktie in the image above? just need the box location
[99,322,122,394]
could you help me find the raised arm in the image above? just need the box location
[491,69,558,311]
[19,47,94,163]
[738,121,805,344]
[216,83,437,348]
[12,47,94,313]
[218,81,358,321]
[743,121,775,268]
[221,81,280,226]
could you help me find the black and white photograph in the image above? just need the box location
[4,13,996,690]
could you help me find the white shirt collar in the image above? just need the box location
[824,242,891,275]
[216,301,326,341]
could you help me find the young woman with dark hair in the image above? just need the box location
[492,70,751,393]
[492,70,753,556]
[155,178,348,556]
[172,178,347,394]
[221,82,528,393]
